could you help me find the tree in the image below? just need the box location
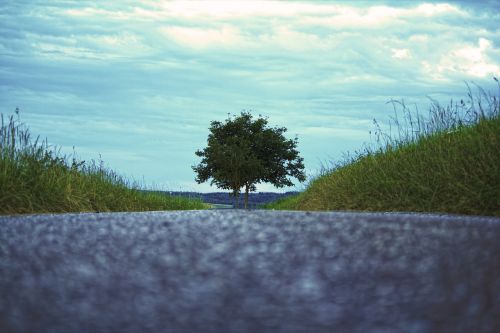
[193,112,306,208]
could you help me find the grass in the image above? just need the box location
[266,80,500,216]
[0,110,206,214]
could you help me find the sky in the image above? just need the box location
[1,0,499,192]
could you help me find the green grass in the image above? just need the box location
[0,111,206,214]
[267,81,500,216]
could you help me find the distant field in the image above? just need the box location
[151,191,300,209]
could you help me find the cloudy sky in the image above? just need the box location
[1,1,499,192]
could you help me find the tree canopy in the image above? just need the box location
[193,112,306,208]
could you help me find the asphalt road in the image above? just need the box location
[1,210,500,333]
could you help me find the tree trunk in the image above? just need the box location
[244,184,249,209]
[233,189,240,208]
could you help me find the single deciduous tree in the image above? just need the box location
[193,112,306,208]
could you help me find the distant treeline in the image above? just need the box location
[149,191,299,208]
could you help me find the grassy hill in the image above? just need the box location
[0,112,205,214]
[267,82,500,216]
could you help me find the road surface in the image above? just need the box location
[1,210,499,333]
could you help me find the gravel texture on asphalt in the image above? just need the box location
[1,210,500,333]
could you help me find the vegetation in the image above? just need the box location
[193,112,306,208]
[266,81,500,216]
[0,110,205,214]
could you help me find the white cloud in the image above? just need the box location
[424,38,499,78]
[299,6,400,29]
[414,3,463,16]
[161,25,243,49]
[62,2,466,30]
[161,24,330,52]
[298,3,465,29]
[146,0,340,19]
[456,37,491,62]
[392,48,411,59]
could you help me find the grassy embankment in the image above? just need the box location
[267,82,500,216]
[0,111,205,214]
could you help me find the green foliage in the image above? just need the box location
[0,112,205,214]
[193,112,306,208]
[263,192,303,210]
[267,81,500,216]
